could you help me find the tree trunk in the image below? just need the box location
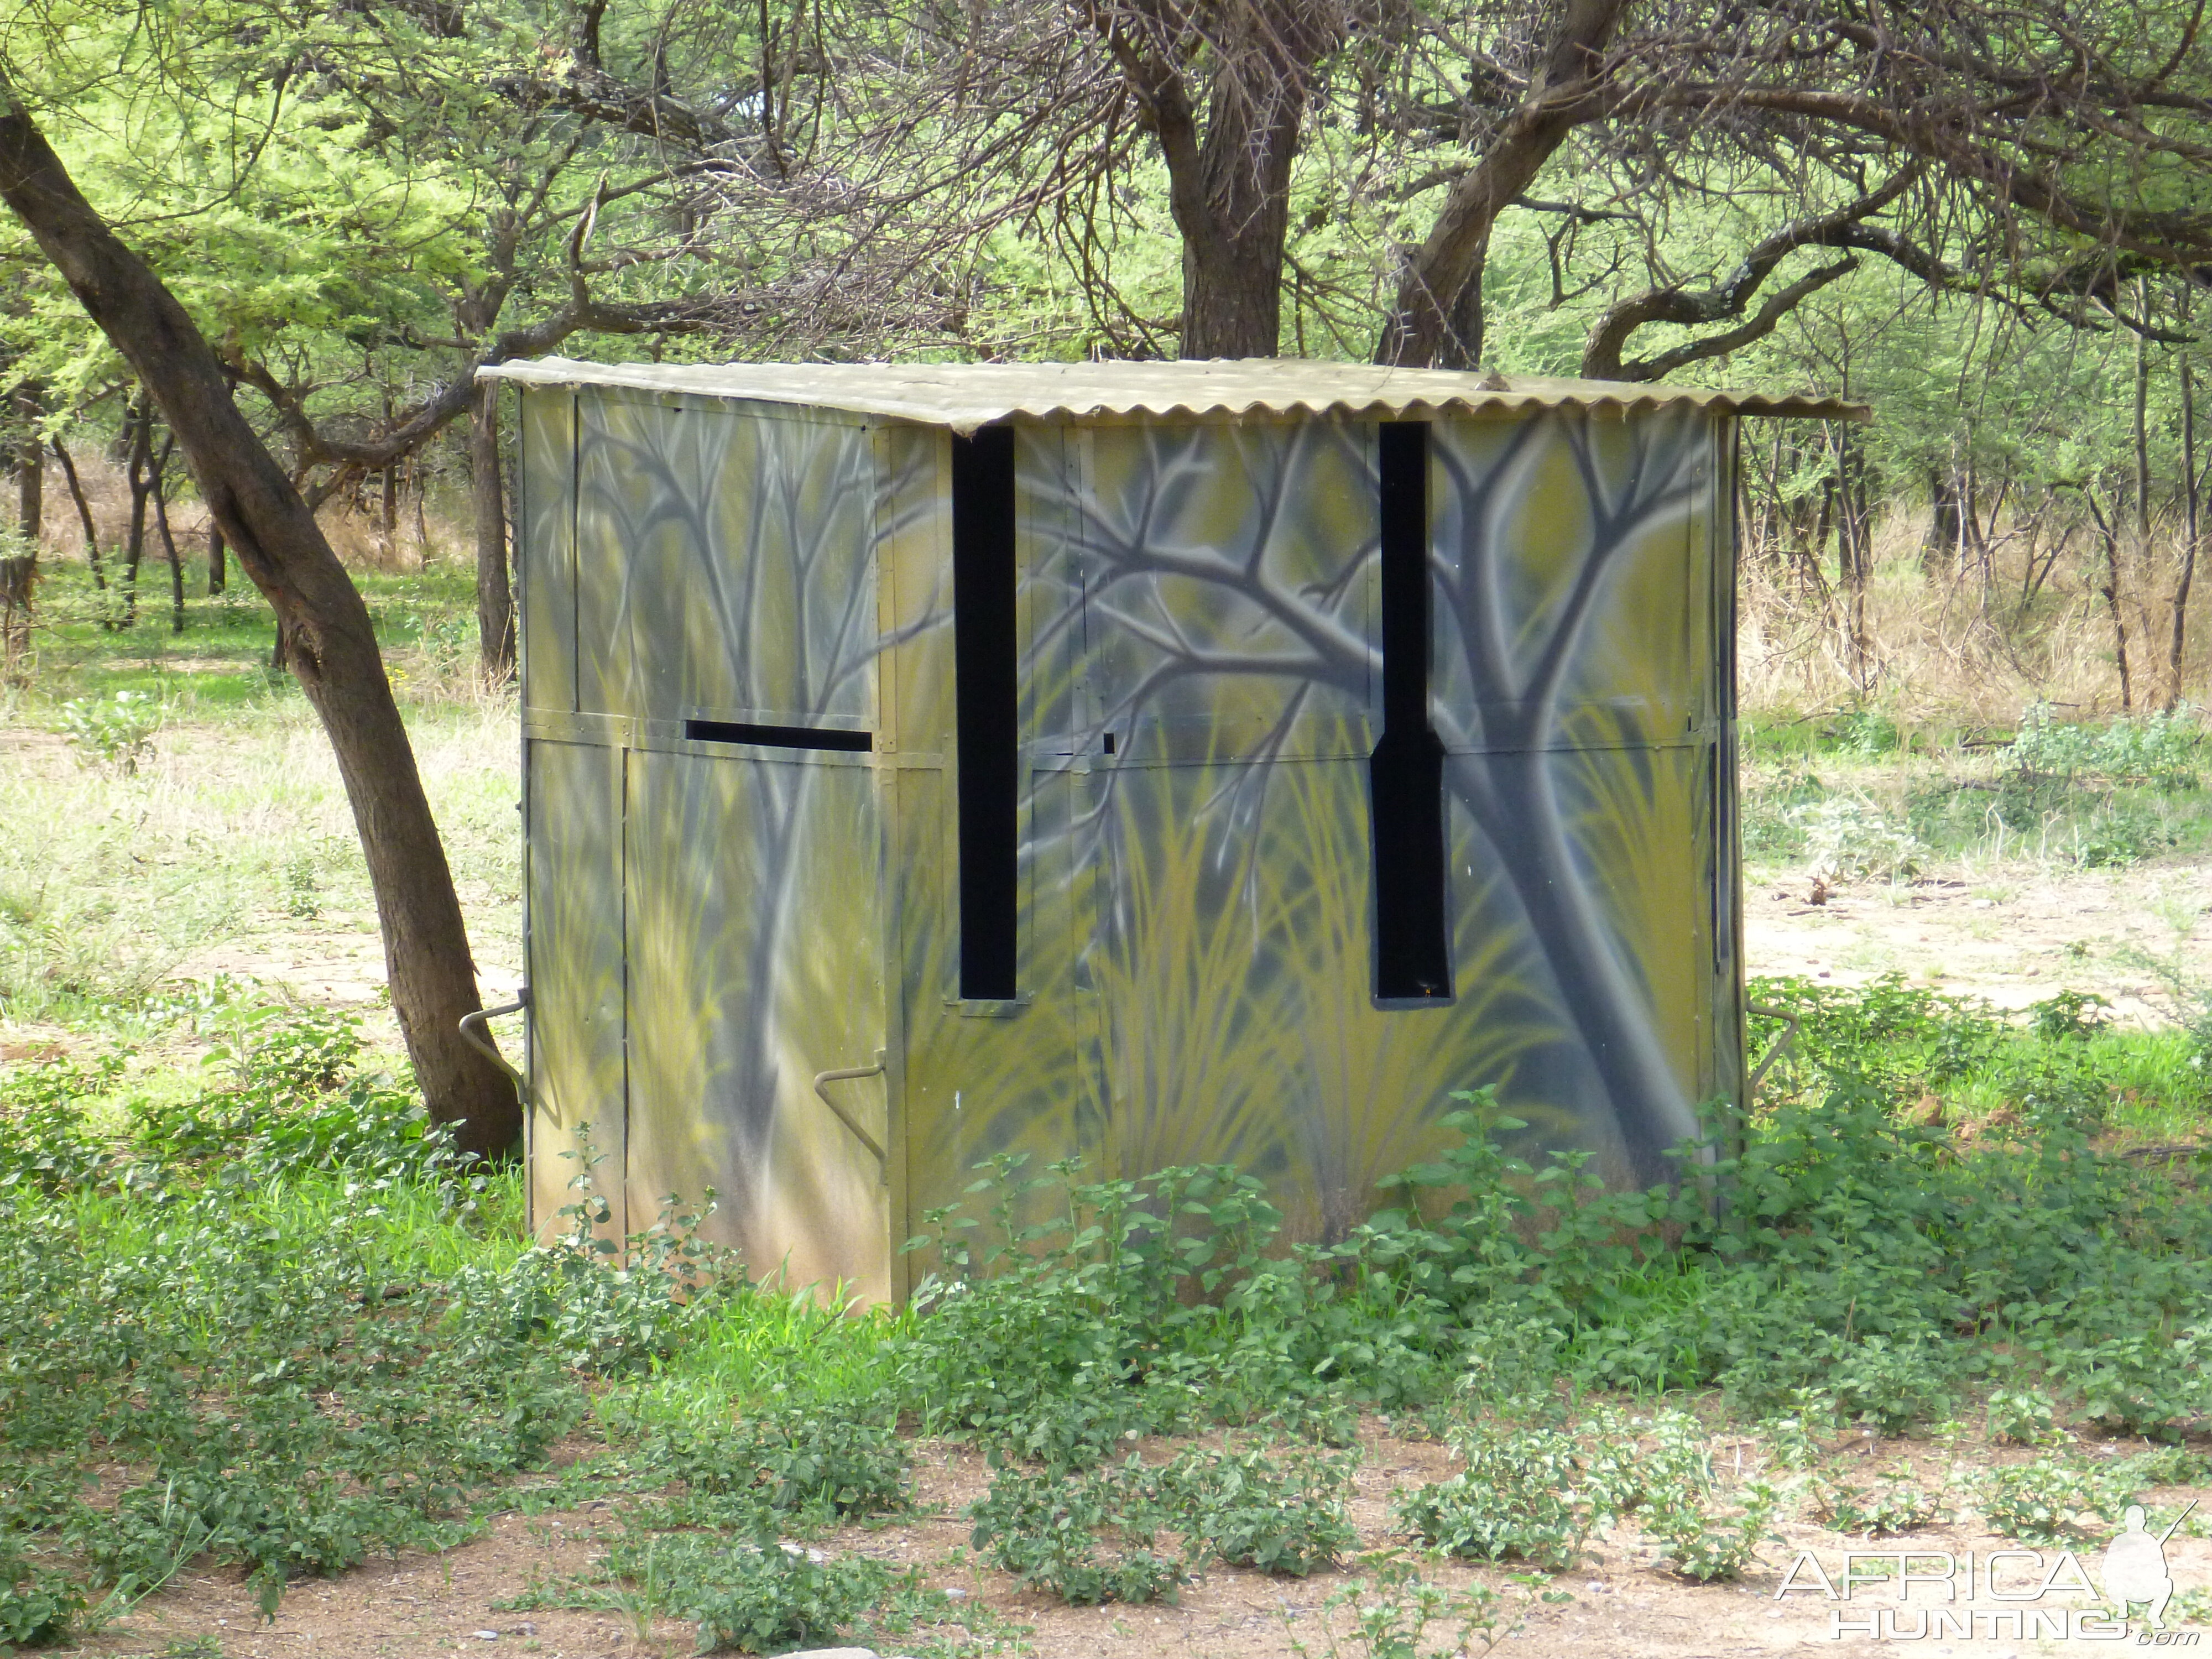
[1178,205,1292,359]
[1097,0,1327,361]
[50,435,102,590]
[150,430,185,633]
[2135,279,2153,540]
[121,398,150,629]
[1923,467,1961,577]
[1172,74,1303,359]
[13,381,41,542]
[1834,426,1874,688]
[1151,27,1316,359]
[470,380,516,681]
[207,523,226,596]
[0,90,521,1160]
[2085,490,2134,711]
[1963,453,1990,597]
[3,383,40,675]
[1376,0,1625,366]
[2173,342,2199,710]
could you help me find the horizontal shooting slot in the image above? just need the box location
[683,719,873,752]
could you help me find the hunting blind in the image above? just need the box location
[479,358,1858,1300]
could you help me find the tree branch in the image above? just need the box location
[1375,0,1629,367]
[1581,168,1943,379]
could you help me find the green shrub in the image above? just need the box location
[607,1532,899,1656]
[894,1157,1270,1459]
[1815,1475,1945,1536]
[1159,1442,1358,1575]
[1975,1458,2121,1543]
[57,690,162,775]
[2044,1326,2212,1440]
[1975,1449,2206,1545]
[7,974,2211,1635]
[1647,1480,1781,1582]
[637,1408,910,1529]
[0,1536,82,1649]
[1984,1387,2059,1446]
[0,1005,689,1616]
[0,1056,119,1195]
[507,1526,954,1656]
[967,1455,1186,1605]
[451,1142,742,1375]
[2009,703,2201,787]
[1284,1553,1504,1659]
[1395,1421,1588,1569]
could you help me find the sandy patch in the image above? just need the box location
[1744,860,2208,1022]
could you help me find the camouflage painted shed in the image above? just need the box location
[480,358,1858,1301]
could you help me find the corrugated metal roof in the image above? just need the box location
[477,357,1868,430]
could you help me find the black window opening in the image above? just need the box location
[1371,421,1453,1003]
[951,426,1019,1000]
[684,719,872,752]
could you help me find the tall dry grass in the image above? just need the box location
[0,692,521,1033]
[24,445,2206,730]
[1741,499,2207,726]
[32,451,472,576]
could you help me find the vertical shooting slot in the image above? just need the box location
[951,426,1019,1000]
[1371,421,1452,1002]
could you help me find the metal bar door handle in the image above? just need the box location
[1746,1001,1800,1102]
[811,1049,888,1166]
[459,990,530,1095]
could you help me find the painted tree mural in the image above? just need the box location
[510,373,1740,1295]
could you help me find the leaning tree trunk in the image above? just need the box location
[149,429,185,633]
[0,90,521,1159]
[50,435,103,590]
[1376,0,1625,367]
[470,380,516,682]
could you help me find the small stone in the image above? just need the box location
[473,1631,500,1641]
[944,1588,968,1600]
[773,1650,877,1659]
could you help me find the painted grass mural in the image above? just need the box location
[513,377,1740,1297]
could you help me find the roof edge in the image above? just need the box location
[474,357,1870,425]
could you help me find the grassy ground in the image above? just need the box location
[0,561,520,1045]
[1740,703,2212,879]
[3,563,2211,1658]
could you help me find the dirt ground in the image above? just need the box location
[1744,860,2210,1026]
[75,1425,2212,1659]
